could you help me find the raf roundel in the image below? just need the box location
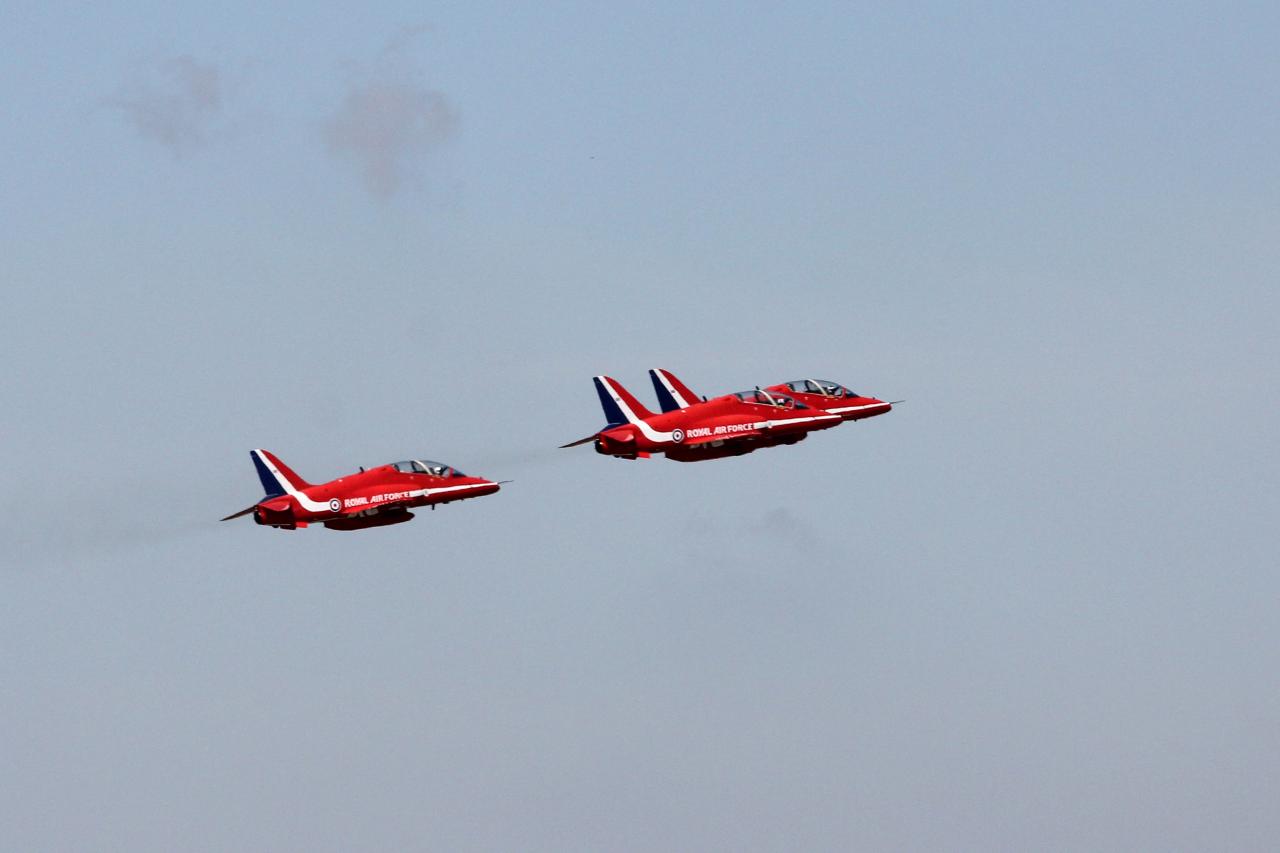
[671,428,685,443]
[328,498,342,512]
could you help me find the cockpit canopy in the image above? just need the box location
[784,379,857,398]
[733,389,805,409]
[389,459,466,478]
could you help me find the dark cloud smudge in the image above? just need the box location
[324,27,457,199]
[324,81,457,199]
[112,56,222,155]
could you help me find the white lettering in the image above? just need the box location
[678,423,759,441]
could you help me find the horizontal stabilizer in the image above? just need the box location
[560,434,599,449]
[220,504,257,522]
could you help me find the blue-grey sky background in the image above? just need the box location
[3,2,1278,850]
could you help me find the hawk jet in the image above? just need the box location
[221,449,501,531]
[649,368,895,423]
[562,375,840,462]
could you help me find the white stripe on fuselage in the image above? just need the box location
[597,377,677,443]
[341,482,493,511]
[754,414,841,432]
[776,414,841,426]
[827,402,888,414]
[253,450,331,512]
[594,381,838,445]
[414,483,492,499]
[253,450,490,515]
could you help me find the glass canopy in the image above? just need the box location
[389,460,466,477]
[784,379,857,398]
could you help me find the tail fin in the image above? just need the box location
[648,368,701,412]
[250,449,311,498]
[593,376,654,426]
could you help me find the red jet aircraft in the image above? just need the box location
[561,375,841,462]
[221,449,501,531]
[649,368,895,423]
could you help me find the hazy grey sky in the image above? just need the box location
[3,3,1278,850]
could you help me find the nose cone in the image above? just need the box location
[841,396,892,420]
[478,479,501,496]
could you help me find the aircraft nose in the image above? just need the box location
[871,398,901,418]
[841,397,894,421]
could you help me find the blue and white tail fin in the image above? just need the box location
[561,377,660,449]
[648,368,701,412]
[593,376,655,426]
[250,449,311,498]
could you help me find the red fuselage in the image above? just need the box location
[239,451,501,531]
[763,380,893,422]
[590,377,842,462]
